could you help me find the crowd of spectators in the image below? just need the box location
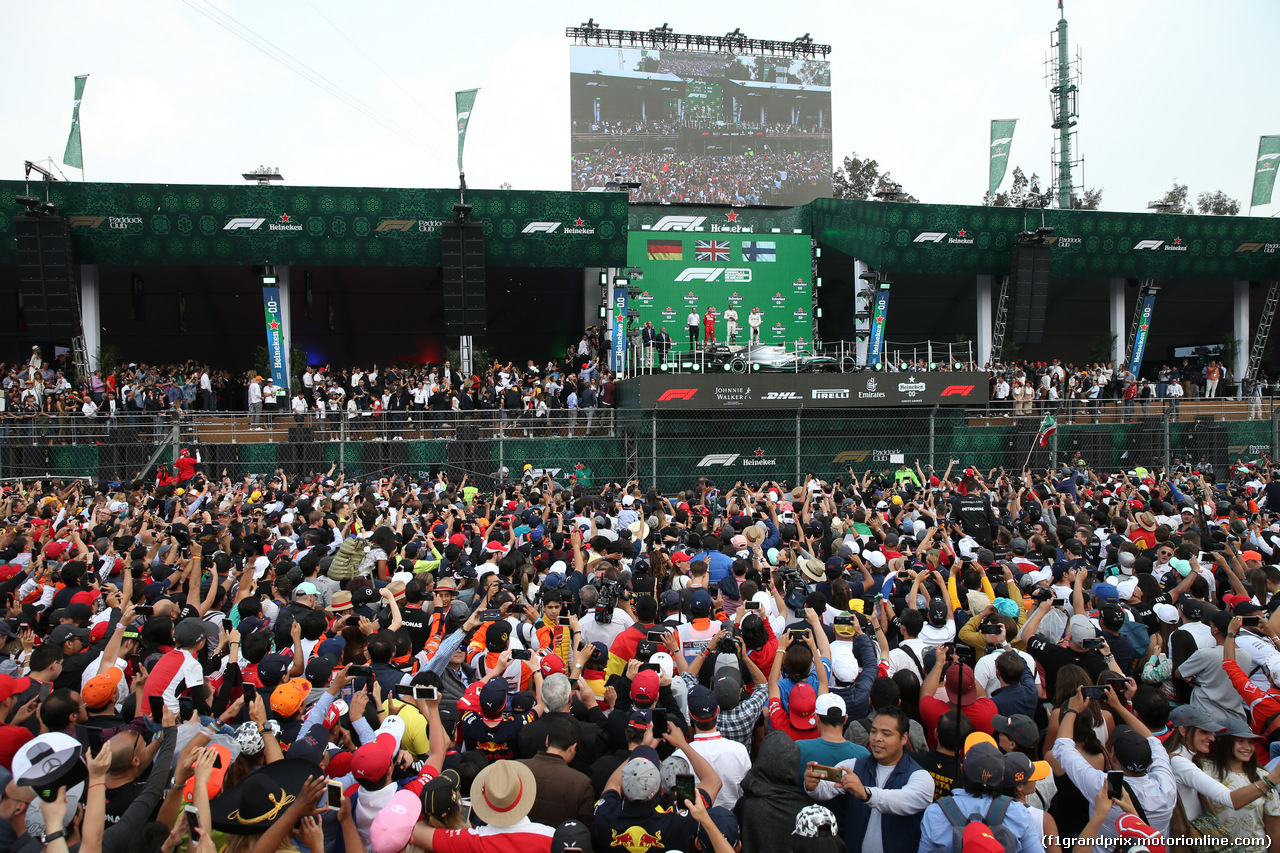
[1,450,1280,852]
[571,149,832,206]
[982,359,1268,420]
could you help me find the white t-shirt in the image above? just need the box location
[686,312,699,327]
[972,646,1040,696]
[248,382,263,404]
[690,732,752,810]
[579,608,634,649]
[918,621,957,650]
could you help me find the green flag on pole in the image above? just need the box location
[1251,135,1280,208]
[63,75,88,172]
[989,119,1016,194]
[455,89,479,174]
[1037,414,1057,447]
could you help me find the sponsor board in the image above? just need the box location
[626,373,989,408]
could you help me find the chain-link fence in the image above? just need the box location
[0,408,1276,486]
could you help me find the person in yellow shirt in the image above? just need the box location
[533,589,578,662]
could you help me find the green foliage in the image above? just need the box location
[1196,190,1241,216]
[251,346,310,392]
[1088,332,1118,365]
[1158,181,1194,214]
[97,345,121,375]
[832,152,918,202]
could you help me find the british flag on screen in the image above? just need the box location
[695,240,730,262]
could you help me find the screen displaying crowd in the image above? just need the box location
[570,46,833,206]
[1,446,1280,853]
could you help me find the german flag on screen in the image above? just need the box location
[647,240,682,260]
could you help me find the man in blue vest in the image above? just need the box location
[802,705,934,853]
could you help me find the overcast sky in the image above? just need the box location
[2,0,1276,214]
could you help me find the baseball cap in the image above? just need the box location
[788,683,818,731]
[620,757,661,801]
[351,737,395,783]
[1093,583,1119,603]
[1002,751,1051,787]
[258,653,290,686]
[1112,725,1153,772]
[422,769,462,816]
[627,709,653,730]
[370,789,423,853]
[1067,615,1097,644]
[0,673,32,703]
[815,693,846,721]
[945,664,978,705]
[270,679,312,717]
[1116,814,1167,853]
[992,714,1040,749]
[687,685,718,722]
[81,668,123,710]
[293,582,319,599]
[480,679,508,716]
[660,589,681,609]
[1167,705,1227,732]
[1153,603,1180,624]
[552,820,594,853]
[539,654,566,677]
[962,823,1007,853]
[288,723,329,765]
[631,670,660,704]
[961,742,1006,787]
[47,624,90,646]
[713,669,743,711]
[690,590,713,617]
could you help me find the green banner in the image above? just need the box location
[807,198,1280,280]
[1252,135,1280,207]
[0,182,628,269]
[989,119,1016,194]
[63,75,87,170]
[456,89,478,174]
[626,231,813,350]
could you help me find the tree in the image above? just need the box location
[832,152,882,200]
[1157,181,1193,214]
[983,167,1041,207]
[832,152,917,202]
[1074,187,1104,210]
[1196,190,1241,216]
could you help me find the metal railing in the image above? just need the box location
[2,407,1275,488]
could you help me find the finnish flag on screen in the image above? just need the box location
[742,241,776,262]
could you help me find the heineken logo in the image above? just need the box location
[913,229,973,245]
[1133,238,1187,252]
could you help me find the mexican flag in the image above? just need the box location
[1037,414,1057,447]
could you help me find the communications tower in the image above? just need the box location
[1046,1,1082,208]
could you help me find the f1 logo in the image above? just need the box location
[376,220,416,232]
[651,216,707,232]
[521,222,560,233]
[913,232,947,243]
[1133,240,1164,251]
[1236,242,1265,253]
[657,388,698,401]
[224,218,266,231]
[697,454,739,467]
[832,451,871,463]
[940,385,975,396]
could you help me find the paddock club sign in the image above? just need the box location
[619,373,989,409]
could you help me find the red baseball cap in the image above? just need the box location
[326,751,354,779]
[946,664,978,705]
[351,733,397,782]
[449,533,468,548]
[789,684,818,730]
[88,621,111,644]
[1116,814,1167,853]
[631,670,660,704]
[539,654,566,677]
[962,824,1005,853]
[43,542,68,560]
[0,673,32,703]
[0,725,33,770]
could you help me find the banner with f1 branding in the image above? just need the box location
[611,285,628,373]
[262,286,289,391]
[866,291,889,367]
[1127,293,1156,377]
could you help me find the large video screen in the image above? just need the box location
[625,230,813,350]
[571,46,833,206]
